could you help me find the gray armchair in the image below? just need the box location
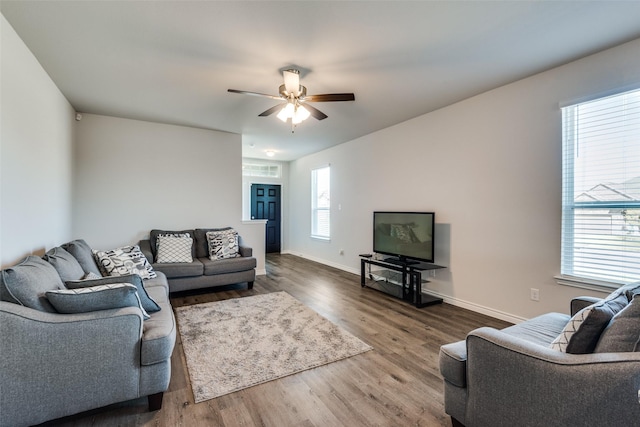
[440,293,640,427]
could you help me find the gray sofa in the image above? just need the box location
[439,283,640,427]
[0,239,176,427]
[138,228,256,293]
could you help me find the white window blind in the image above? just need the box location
[561,87,640,286]
[311,166,330,239]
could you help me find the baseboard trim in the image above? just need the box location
[279,251,525,324]
[256,268,267,276]
[424,290,526,324]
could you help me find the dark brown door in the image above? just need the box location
[251,184,281,253]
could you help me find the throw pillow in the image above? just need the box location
[595,294,640,353]
[206,229,240,260]
[149,229,195,259]
[43,247,86,282]
[60,239,103,277]
[550,292,628,353]
[156,234,194,263]
[46,283,149,319]
[0,256,64,312]
[65,273,161,313]
[83,272,101,280]
[195,227,235,258]
[93,245,157,280]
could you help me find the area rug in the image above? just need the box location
[174,291,373,403]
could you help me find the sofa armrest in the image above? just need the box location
[0,301,144,427]
[239,245,253,257]
[570,296,602,315]
[464,327,640,427]
[139,239,154,263]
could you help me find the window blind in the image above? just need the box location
[311,166,330,239]
[561,87,640,285]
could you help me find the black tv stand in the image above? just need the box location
[359,255,446,308]
[384,257,420,266]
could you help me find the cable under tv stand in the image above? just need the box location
[359,256,445,308]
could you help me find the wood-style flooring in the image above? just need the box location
[39,254,510,427]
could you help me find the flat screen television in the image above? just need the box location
[373,211,435,264]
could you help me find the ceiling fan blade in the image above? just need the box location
[283,69,301,97]
[301,103,328,120]
[304,93,355,102]
[258,104,284,117]
[228,89,282,100]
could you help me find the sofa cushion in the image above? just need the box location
[502,312,570,346]
[65,273,161,313]
[152,260,204,279]
[141,286,176,365]
[550,292,628,353]
[60,239,103,277]
[200,256,257,276]
[194,227,234,258]
[0,256,64,312]
[156,235,194,263]
[142,271,170,295]
[206,229,240,260]
[149,229,195,260]
[595,294,640,353]
[43,247,86,282]
[46,283,149,319]
[94,245,157,279]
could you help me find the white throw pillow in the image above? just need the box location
[156,235,193,263]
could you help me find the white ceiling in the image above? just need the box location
[3,1,640,161]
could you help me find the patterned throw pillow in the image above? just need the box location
[206,229,240,260]
[46,283,149,319]
[550,291,628,353]
[93,245,157,280]
[156,234,193,263]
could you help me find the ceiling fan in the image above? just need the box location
[228,69,355,131]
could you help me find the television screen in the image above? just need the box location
[373,211,435,263]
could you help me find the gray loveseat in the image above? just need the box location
[439,283,640,427]
[0,239,176,427]
[138,228,256,293]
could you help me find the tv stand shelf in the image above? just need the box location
[360,256,445,308]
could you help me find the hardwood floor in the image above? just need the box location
[40,254,510,427]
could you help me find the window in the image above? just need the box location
[560,88,640,287]
[311,165,330,239]
[242,162,281,178]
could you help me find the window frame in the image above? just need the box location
[558,87,640,289]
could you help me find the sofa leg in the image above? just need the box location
[451,417,465,427]
[148,392,164,411]
[248,281,254,289]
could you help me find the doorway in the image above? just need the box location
[251,184,281,253]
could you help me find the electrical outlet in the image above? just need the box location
[530,288,540,301]
[339,249,344,255]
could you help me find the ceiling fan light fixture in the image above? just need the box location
[277,102,295,122]
[295,105,310,122]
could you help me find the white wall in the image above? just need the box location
[73,114,265,272]
[0,14,75,267]
[287,37,640,322]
